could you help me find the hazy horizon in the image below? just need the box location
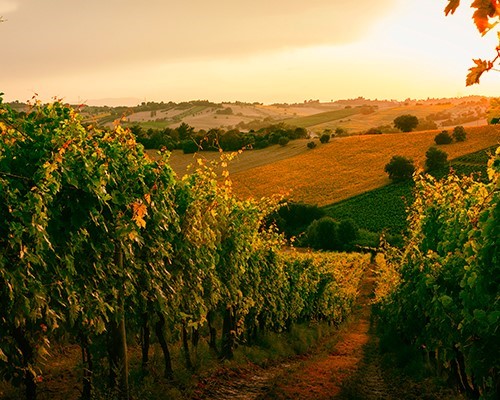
[2,0,500,105]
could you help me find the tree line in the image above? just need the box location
[130,122,309,153]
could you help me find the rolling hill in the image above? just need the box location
[166,125,500,207]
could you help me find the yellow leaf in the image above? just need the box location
[131,201,148,228]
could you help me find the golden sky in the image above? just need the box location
[1,0,500,105]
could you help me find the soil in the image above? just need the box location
[194,270,463,400]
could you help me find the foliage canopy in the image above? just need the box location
[393,114,419,132]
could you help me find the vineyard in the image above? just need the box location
[325,145,500,240]
[0,98,369,399]
[374,146,500,399]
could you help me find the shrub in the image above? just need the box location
[307,141,317,149]
[319,133,331,144]
[306,217,339,250]
[365,127,383,135]
[278,136,290,146]
[452,125,467,142]
[338,219,359,249]
[272,202,325,238]
[425,146,448,171]
[434,130,453,145]
[384,156,416,182]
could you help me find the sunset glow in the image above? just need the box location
[1,0,500,104]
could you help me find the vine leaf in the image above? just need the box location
[471,0,499,35]
[466,58,492,85]
[444,0,461,16]
[131,201,147,228]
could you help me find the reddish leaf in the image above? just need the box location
[445,0,461,15]
[471,0,498,34]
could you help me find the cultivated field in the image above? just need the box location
[205,125,500,206]
[116,96,488,134]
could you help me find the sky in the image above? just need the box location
[1,0,500,105]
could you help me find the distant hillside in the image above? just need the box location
[38,95,488,135]
[226,125,500,206]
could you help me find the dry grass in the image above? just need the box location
[155,139,311,177]
[229,125,500,206]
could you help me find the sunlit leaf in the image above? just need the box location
[444,0,461,16]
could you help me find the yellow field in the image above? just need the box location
[229,125,500,206]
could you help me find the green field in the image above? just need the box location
[323,145,499,238]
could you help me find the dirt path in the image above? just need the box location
[194,270,463,400]
[195,271,378,400]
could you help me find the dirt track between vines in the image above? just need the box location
[195,269,461,400]
[195,272,377,400]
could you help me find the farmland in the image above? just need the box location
[72,95,490,135]
[324,144,499,237]
[226,124,500,206]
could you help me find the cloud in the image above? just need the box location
[0,0,396,79]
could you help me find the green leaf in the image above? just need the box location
[439,295,453,307]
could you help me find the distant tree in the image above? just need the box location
[335,127,347,135]
[181,140,199,154]
[319,133,331,144]
[254,139,269,149]
[394,114,419,132]
[219,129,244,151]
[434,130,453,145]
[307,141,317,149]
[384,156,416,182]
[425,146,448,171]
[291,127,308,139]
[177,122,195,141]
[278,136,289,146]
[268,132,281,145]
[452,126,467,142]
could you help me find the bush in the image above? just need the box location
[365,127,383,135]
[384,156,416,182]
[307,141,317,149]
[319,133,331,144]
[425,146,448,171]
[434,130,453,145]
[278,136,290,146]
[452,125,467,142]
[338,219,358,249]
[272,202,325,238]
[335,127,347,135]
[306,217,339,250]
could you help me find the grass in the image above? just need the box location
[284,108,363,128]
